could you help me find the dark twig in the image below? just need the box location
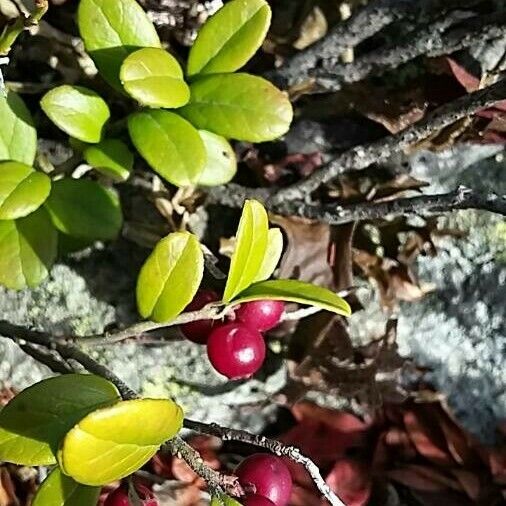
[312,13,506,92]
[17,342,74,375]
[273,187,506,225]
[267,0,482,87]
[270,79,506,202]
[184,419,346,506]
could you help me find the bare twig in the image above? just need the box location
[184,419,346,506]
[270,79,506,202]
[273,187,506,224]
[163,437,244,498]
[312,13,506,92]
[267,0,482,87]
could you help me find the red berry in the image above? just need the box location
[206,323,265,379]
[103,485,158,506]
[236,454,292,506]
[180,289,220,344]
[242,495,276,506]
[104,488,129,506]
[236,300,285,332]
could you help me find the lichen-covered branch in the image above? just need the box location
[271,79,506,202]
[184,419,346,506]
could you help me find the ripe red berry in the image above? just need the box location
[104,488,129,506]
[206,323,265,379]
[180,289,220,344]
[242,495,276,506]
[236,300,285,332]
[103,484,158,506]
[236,454,293,506]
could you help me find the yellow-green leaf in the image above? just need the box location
[0,207,57,290]
[197,130,237,186]
[223,199,268,303]
[211,495,243,506]
[59,398,184,486]
[187,0,271,76]
[84,139,133,182]
[232,279,352,316]
[137,232,204,322]
[128,110,206,187]
[120,48,190,108]
[179,73,293,142]
[0,161,51,220]
[32,468,100,506]
[0,91,37,165]
[77,0,161,90]
[253,227,283,282]
[40,86,110,143]
[0,375,120,466]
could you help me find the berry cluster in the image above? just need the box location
[236,454,293,506]
[180,290,285,380]
[104,483,158,506]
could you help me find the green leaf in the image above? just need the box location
[197,130,236,186]
[0,207,57,290]
[32,468,100,506]
[223,199,268,303]
[211,495,243,506]
[253,227,283,282]
[58,233,94,256]
[137,231,204,322]
[84,139,133,181]
[128,110,206,187]
[0,374,120,466]
[0,91,37,165]
[45,179,122,241]
[59,398,184,486]
[187,0,271,76]
[179,73,293,142]
[77,0,161,90]
[0,161,51,220]
[120,48,190,108]
[40,86,110,143]
[232,279,352,316]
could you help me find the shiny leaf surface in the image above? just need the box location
[137,232,204,322]
[59,398,184,485]
[179,73,293,142]
[0,161,51,220]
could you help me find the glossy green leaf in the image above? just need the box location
[32,468,100,506]
[120,48,190,108]
[197,130,236,186]
[40,86,110,143]
[0,207,57,290]
[128,110,206,187]
[59,398,184,486]
[78,0,161,90]
[0,375,120,466]
[0,161,51,220]
[223,199,268,303]
[58,233,94,256]
[232,279,352,316]
[179,73,293,142]
[137,231,204,322]
[84,139,133,181]
[253,227,283,282]
[187,0,271,76]
[45,179,122,241]
[211,495,243,506]
[0,91,37,165]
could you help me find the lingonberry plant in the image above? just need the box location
[0,0,352,505]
